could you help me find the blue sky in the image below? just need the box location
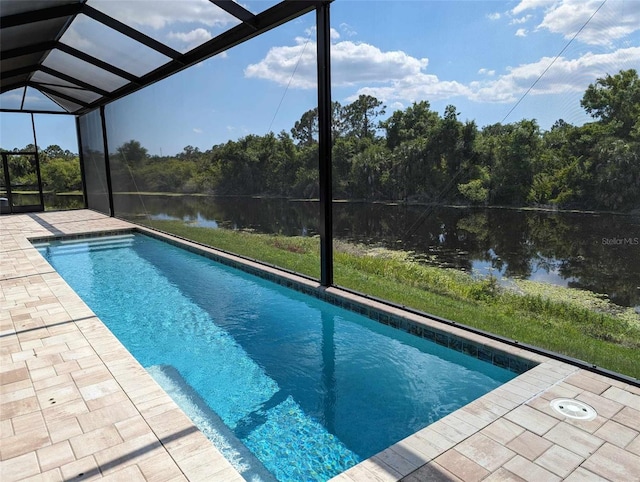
[1,0,639,155]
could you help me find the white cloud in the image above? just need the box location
[510,15,532,25]
[90,0,237,29]
[332,42,429,86]
[226,125,248,134]
[514,0,640,46]
[245,34,472,103]
[193,128,203,134]
[487,12,501,21]
[244,37,316,89]
[305,26,341,40]
[339,22,357,37]
[469,46,640,102]
[245,37,431,90]
[1,91,21,101]
[245,30,640,107]
[168,28,212,50]
[1,91,48,106]
[515,28,528,37]
[61,23,93,51]
[512,0,557,16]
[350,74,471,104]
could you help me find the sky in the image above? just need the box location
[1,0,639,155]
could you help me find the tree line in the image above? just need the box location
[110,69,638,212]
[4,69,638,212]
[0,145,81,194]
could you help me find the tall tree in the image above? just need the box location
[291,101,346,146]
[581,69,640,139]
[437,104,463,176]
[291,108,318,146]
[116,140,148,166]
[343,95,386,140]
[42,144,75,162]
[484,120,540,205]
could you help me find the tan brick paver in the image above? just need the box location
[1,211,242,481]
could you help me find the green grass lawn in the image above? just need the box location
[143,219,640,379]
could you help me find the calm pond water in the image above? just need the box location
[114,194,640,308]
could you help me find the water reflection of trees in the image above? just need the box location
[533,214,640,307]
[113,194,639,307]
[454,210,640,306]
[114,194,319,237]
[316,202,640,307]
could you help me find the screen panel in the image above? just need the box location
[329,0,640,377]
[101,11,321,279]
[78,109,110,214]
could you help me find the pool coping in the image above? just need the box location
[3,210,640,482]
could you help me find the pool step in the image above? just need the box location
[147,365,277,482]
[34,235,135,255]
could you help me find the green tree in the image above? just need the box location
[291,101,346,147]
[178,145,201,161]
[256,131,298,195]
[116,140,148,166]
[481,120,540,205]
[294,144,319,198]
[581,69,640,139]
[42,145,75,162]
[4,153,37,188]
[381,100,439,150]
[348,142,392,199]
[528,120,576,205]
[41,157,81,193]
[436,104,464,176]
[343,95,386,141]
[332,136,359,197]
[291,108,318,146]
[591,137,640,210]
[458,167,489,205]
[135,158,195,192]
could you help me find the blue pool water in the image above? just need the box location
[37,233,517,481]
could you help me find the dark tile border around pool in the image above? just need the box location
[31,228,538,376]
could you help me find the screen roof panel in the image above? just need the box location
[1,73,30,92]
[0,87,67,112]
[0,0,80,17]
[43,92,83,113]
[60,14,171,77]
[1,0,328,114]
[30,70,86,89]
[44,85,102,105]
[1,53,44,74]
[0,88,24,109]
[42,50,130,92]
[0,17,70,51]
[90,0,242,54]
[23,87,67,112]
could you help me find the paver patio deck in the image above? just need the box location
[2,210,639,481]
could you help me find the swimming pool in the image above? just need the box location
[36,232,520,481]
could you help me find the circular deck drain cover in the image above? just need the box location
[550,398,597,420]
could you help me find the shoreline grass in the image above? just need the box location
[143,219,640,379]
